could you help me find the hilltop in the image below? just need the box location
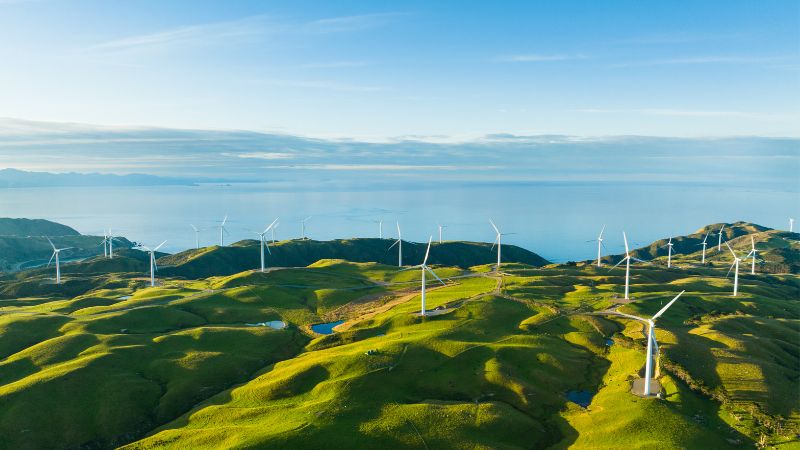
[158,238,549,279]
[596,221,799,274]
[0,218,80,237]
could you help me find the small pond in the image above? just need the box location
[311,320,344,335]
[605,338,615,346]
[565,390,595,408]
[247,320,287,330]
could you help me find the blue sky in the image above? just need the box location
[0,0,798,138]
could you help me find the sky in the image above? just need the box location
[0,0,798,139]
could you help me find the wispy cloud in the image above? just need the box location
[260,164,496,171]
[576,108,795,121]
[301,12,408,34]
[222,152,294,160]
[611,55,795,67]
[495,54,585,63]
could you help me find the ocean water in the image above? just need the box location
[0,181,796,262]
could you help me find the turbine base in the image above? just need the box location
[631,378,662,398]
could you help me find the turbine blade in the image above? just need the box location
[265,242,271,255]
[652,290,685,320]
[265,217,279,232]
[610,256,628,270]
[153,240,167,252]
[425,266,446,286]
[489,219,500,234]
[423,236,432,265]
[222,215,228,226]
[47,251,55,266]
[388,239,399,250]
[726,262,735,278]
[725,242,737,258]
[599,224,606,239]
[190,224,198,232]
[623,232,629,254]
[46,236,56,250]
[613,312,648,323]
[750,235,755,250]
[396,221,401,238]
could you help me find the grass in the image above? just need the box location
[0,228,797,449]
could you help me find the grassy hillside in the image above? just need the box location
[158,238,549,279]
[597,222,799,274]
[0,222,797,449]
[0,218,80,237]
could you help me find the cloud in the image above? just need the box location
[302,12,408,33]
[611,55,795,67]
[575,108,795,122]
[495,54,585,63]
[261,164,496,171]
[223,152,294,160]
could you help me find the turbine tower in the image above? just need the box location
[614,290,686,396]
[717,224,725,252]
[139,241,167,287]
[489,219,506,271]
[611,232,644,300]
[790,218,795,233]
[438,223,447,243]
[107,228,120,259]
[217,215,229,246]
[388,222,403,266]
[256,218,279,272]
[700,232,710,264]
[100,230,109,258]
[190,224,201,249]
[746,236,759,275]
[725,242,743,296]
[595,225,605,268]
[403,237,446,316]
[301,216,312,240]
[373,219,383,239]
[46,237,73,285]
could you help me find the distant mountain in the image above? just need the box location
[158,238,549,278]
[0,168,194,188]
[0,218,135,272]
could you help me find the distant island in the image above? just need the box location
[0,168,195,188]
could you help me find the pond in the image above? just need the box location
[311,320,344,335]
[605,338,615,346]
[246,320,287,330]
[565,390,595,408]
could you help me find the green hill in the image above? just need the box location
[0,218,135,272]
[0,222,796,449]
[158,238,549,279]
[597,221,799,274]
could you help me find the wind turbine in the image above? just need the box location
[404,237,446,316]
[301,216,312,240]
[594,225,606,268]
[46,237,73,285]
[373,219,383,239]
[790,218,795,233]
[725,242,743,296]
[615,290,686,396]
[139,241,167,287]
[611,232,647,300]
[489,219,508,271]
[256,218,279,272]
[437,223,447,243]
[99,231,109,258]
[746,236,760,275]
[217,215,229,246]
[107,228,121,259]
[699,232,710,264]
[663,237,674,268]
[717,224,725,252]
[388,222,403,266]
[190,224,201,249]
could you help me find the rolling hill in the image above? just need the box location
[0,221,796,449]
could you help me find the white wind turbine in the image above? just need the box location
[404,237,446,316]
[107,228,121,259]
[663,237,674,268]
[594,225,606,268]
[300,216,312,240]
[746,236,760,275]
[139,241,167,287]
[725,242,743,296]
[217,215,229,246]
[46,237,73,285]
[614,290,686,396]
[611,232,648,300]
[256,218,279,272]
[99,230,109,258]
[437,223,447,243]
[190,224,201,249]
[373,219,383,239]
[790,218,795,233]
[716,224,725,252]
[489,219,510,271]
[699,232,710,264]
[388,222,403,266]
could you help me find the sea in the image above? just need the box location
[0,180,796,262]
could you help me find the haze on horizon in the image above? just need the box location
[1,0,799,140]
